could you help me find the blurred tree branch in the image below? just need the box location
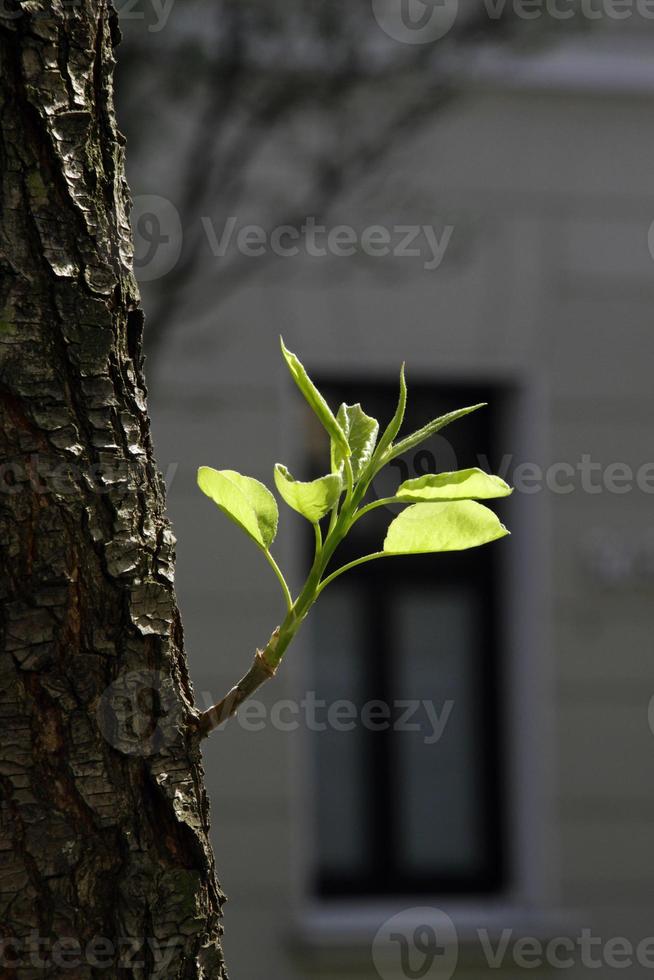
[116,0,579,364]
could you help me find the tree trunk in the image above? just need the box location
[0,3,226,976]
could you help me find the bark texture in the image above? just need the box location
[0,2,226,976]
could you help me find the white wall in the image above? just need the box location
[147,74,654,978]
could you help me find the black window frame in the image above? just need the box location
[304,376,512,901]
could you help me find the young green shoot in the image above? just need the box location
[195,339,512,737]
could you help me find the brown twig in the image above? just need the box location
[198,627,280,737]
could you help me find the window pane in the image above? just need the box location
[306,377,508,897]
[392,588,485,875]
[311,590,370,877]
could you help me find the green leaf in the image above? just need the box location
[383,500,509,554]
[197,467,278,549]
[374,362,407,462]
[397,467,513,502]
[388,403,485,462]
[274,464,342,523]
[332,403,379,480]
[280,338,350,458]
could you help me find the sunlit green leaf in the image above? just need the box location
[332,403,379,480]
[197,467,278,549]
[388,403,485,461]
[383,500,509,554]
[274,464,342,523]
[280,338,350,458]
[397,467,513,502]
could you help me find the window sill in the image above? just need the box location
[291,900,575,957]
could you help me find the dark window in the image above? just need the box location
[305,377,512,899]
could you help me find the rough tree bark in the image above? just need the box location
[0,2,227,976]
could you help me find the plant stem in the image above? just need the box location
[327,503,339,536]
[313,520,322,556]
[316,551,388,594]
[197,644,278,735]
[350,496,399,523]
[198,491,366,738]
[199,537,326,738]
[343,456,354,502]
[263,548,294,611]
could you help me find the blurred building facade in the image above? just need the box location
[120,11,654,979]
